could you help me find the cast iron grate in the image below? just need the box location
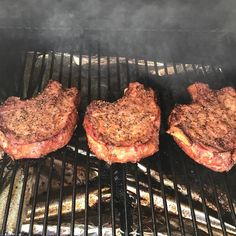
[0,47,235,236]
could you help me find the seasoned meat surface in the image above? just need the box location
[168,83,236,172]
[84,82,160,164]
[0,80,80,159]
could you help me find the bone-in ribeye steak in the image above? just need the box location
[0,80,80,160]
[83,82,161,164]
[168,83,236,172]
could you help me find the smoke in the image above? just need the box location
[0,1,235,31]
[0,0,236,61]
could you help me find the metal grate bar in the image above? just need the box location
[78,52,82,89]
[77,50,82,96]
[158,160,172,235]
[110,165,116,236]
[15,162,29,235]
[209,174,227,236]
[146,162,158,235]
[126,58,130,85]
[116,56,121,93]
[29,162,42,235]
[59,53,64,84]
[116,56,132,235]
[84,51,92,236]
[98,161,103,235]
[42,158,54,236]
[223,174,236,228]
[172,62,178,75]
[144,60,149,86]
[211,64,226,84]
[135,58,139,79]
[49,51,55,80]
[0,156,7,189]
[87,52,92,104]
[206,62,222,79]
[144,60,157,234]
[191,62,214,236]
[68,53,73,88]
[38,53,46,91]
[54,51,67,235]
[70,56,81,233]
[97,47,103,236]
[107,56,116,236]
[84,130,90,235]
[182,63,189,76]
[107,56,111,99]
[113,165,127,234]
[191,62,214,235]
[26,51,37,98]
[159,63,174,235]
[18,52,28,97]
[182,63,206,235]
[171,62,187,236]
[182,160,199,235]
[132,59,144,235]
[26,55,45,234]
[57,155,66,236]
[201,63,208,77]
[0,163,19,235]
[210,64,219,79]
[154,61,159,77]
[170,156,186,236]
[163,62,169,76]
[163,62,168,76]
[122,165,130,236]
[192,63,204,82]
[97,43,101,99]
[71,151,78,236]
[134,164,143,236]
[195,165,213,236]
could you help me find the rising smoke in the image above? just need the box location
[0,0,235,60]
[0,1,235,31]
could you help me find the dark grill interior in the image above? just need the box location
[0,43,235,235]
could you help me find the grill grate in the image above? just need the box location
[0,47,235,236]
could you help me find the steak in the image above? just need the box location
[83,82,161,164]
[0,80,80,160]
[168,83,236,172]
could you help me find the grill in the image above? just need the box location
[0,44,235,235]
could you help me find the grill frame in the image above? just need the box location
[0,39,235,235]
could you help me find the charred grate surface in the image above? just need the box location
[0,48,235,236]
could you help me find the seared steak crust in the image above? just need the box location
[84,82,161,164]
[168,83,236,172]
[0,80,79,159]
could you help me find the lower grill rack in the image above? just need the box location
[0,51,235,235]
